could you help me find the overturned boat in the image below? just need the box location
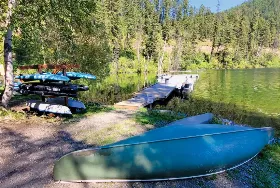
[47,97,86,113]
[53,114,274,182]
[27,100,72,116]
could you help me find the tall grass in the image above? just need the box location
[165,97,280,136]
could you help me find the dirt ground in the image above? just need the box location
[0,110,255,188]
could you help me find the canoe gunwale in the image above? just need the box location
[55,152,260,183]
[57,127,273,159]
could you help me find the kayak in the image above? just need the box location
[16,73,70,82]
[47,97,86,110]
[57,72,96,80]
[19,83,89,92]
[27,100,72,115]
[53,122,274,182]
[20,90,77,97]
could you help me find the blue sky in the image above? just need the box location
[189,0,247,12]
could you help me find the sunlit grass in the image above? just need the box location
[134,108,186,128]
[0,108,26,120]
[63,103,115,124]
[77,120,140,146]
[83,102,114,115]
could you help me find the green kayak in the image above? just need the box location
[54,120,274,182]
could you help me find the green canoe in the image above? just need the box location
[168,113,214,126]
[54,122,274,182]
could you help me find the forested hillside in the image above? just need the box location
[1,0,280,77]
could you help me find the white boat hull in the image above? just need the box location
[26,100,72,115]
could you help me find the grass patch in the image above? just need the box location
[0,107,26,120]
[166,97,280,136]
[206,174,217,180]
[226,168,240,180]
[250,144,280,188]
[77,120,139,146]
[69,102,114,120]
[84,102,114,115]
[134,108,186,128]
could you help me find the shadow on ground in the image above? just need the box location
[0,115,254,188]
[0,128,94,188]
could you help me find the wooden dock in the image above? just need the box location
[114,74,199,110]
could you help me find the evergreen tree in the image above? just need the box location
[1,0,280,108]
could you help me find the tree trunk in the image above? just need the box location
[168,56,171,72]
[2,29,13,108]
[210,1,220,63]
[144,57,148,87]
[2,0,15,108]
[113,44,120,75]
[136,34,142,73]
[158,39,166,76]
[137,42,140,72]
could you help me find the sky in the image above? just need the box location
[189,0,247,12]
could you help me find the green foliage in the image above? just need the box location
[12,0,110,79]
[181,51,280,70]
[211,116,223,124]
[0,1,8,36]
[0,39,3,66]
[7,0,280,78]
[78,72,157,105]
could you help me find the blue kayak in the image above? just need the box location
[54,120,274,182]
[16,73,70,82]
[57,72,96,80]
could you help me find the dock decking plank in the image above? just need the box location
[114,74,199,109]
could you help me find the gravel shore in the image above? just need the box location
[0,110,256,188]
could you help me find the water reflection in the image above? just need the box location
[193,68,280,115]
[79,68,280,115]
[79,73,157,105]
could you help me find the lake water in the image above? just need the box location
[79,73,157,104]
[192,68,280,116]
[80,68,280,116]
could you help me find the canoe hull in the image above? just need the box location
[54,126,273,182]
[168,113,213,126]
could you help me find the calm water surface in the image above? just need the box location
[81,68,280,116]
[80,73,157,104]
[193,68,280,115]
